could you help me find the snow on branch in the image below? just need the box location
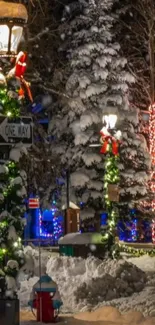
[28,28,49,42]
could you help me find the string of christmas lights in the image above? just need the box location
[149,103,155,243]
[130,219,138,242]
[119,243,155,257]
[38,206,63,243]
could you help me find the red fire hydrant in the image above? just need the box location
[28,271,63,323]
[33,292,57,323]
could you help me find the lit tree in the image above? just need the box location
[0,73,27,298]
[50,0,151,250]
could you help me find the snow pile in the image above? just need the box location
[19,276,38,307]
[18,251,155,317]
[74,261,146,306]
[98,285,155,318]
[93,256,155,317]
[46,256,146,312]
[128,255,155,272]
[18,246,50,306]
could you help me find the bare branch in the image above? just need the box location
[38,83,70,99]
[28,28,49,42]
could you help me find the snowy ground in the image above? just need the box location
[19,248,155,320]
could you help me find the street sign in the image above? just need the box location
[29,198,40,209]
[0,116,33,145]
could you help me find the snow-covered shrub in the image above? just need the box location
[0,161,27,298]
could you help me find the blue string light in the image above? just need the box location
[38,204,64,243]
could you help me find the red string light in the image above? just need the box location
[149,103,155,243]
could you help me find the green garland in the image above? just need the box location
[103,145,120,249]
[119,243,155,257]
[0,86,20,117]
[0,77,26,282]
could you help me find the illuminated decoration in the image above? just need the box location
[130,219,138,241]
[149,103,155,243]
[0,0,28,57]
[0,84,20,117]
[89,114,121,255]
[103,152,120,245]
[118,219,138,242]
[100,114,121,255]
[119,243,155,257]
[118,207,152,243]
[100,212,108,226]
[0,161,26,271]
[38,205,64,243]
[139,110,150,143]
[103,114,118,130]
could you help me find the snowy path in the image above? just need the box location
[20,307,155,325]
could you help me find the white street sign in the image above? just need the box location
[0,116,33,145]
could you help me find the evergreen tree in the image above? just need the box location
[50,0,151,246]
[0,73,27,298]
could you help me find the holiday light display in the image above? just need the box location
[118,208,139,242]
[38,206,63,243]
[119,243,155,257]
[149,103,155,243]
[0,119,26,276]
[0,84,20,117]
[99,115,121,256]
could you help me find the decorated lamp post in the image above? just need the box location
[100,114,121,255]
[90,114,121,256]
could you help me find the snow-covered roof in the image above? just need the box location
[58,232,103,245]
[62,201,80,210]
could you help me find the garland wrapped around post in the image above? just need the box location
[100,124,121,257]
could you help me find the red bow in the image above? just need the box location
[100,132,119,155]
[15,52,33,102]
[15,52,27,78]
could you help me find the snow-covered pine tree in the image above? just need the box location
[0,73,27,298]
[50,0,151,239]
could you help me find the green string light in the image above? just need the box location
[0,86,20,117]
[119,243,155,257]
[103,143,120,256]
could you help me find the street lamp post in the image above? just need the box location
[100,113,121,257]
[0,0,28,57]
[90,113,121,257]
